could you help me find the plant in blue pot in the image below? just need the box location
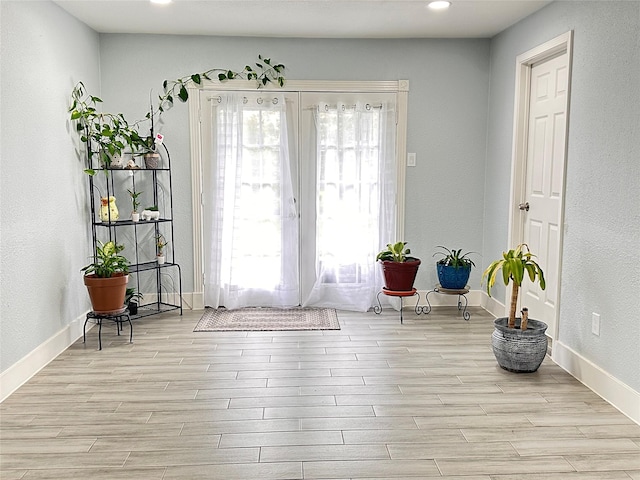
[433,246,476,290]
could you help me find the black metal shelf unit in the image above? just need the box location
[87,143,183,320]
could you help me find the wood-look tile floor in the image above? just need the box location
[1,307,639,479]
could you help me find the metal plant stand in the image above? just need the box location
[84,310,133,350]
[421,285,471,321]
[86,142,183,321]
[373,288,422,324]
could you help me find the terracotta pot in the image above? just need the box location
[83,273,129,315]
[379,258,421,292]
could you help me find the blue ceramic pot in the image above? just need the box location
[436,264,471,289]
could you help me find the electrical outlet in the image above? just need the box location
[592,312,600,336]
[407,153,416,167]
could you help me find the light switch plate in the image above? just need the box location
[407,153,416,167]
[592,312,600,336]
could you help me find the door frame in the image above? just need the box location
[188,80,409,309]
[507,31,573,343]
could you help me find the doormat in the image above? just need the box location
[194,307,340,332]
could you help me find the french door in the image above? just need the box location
[299,92,398,310]
[193,82,407,311]
[200,91,300,309]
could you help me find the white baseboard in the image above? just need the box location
[0,312,90,402]
[5,296,637,427]
[140,292,197,310]
[412,288,484,307]
[553,340,640,425]
[0,296,196,404]
[479,292,506,318]
[191,291,204,310]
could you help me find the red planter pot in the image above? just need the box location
[379,258,421,291]
[83,273,129,315]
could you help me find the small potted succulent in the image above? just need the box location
[82,241,130,314]
[376,241,421,292]
[433,246,476,290]
[482,243,547,373]
[156,234,168,264]
[127,189,143,222]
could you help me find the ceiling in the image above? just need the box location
[53,0,552,39]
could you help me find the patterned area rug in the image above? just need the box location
[194,307,340,332]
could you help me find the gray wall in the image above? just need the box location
[97,35,491,294]
[484,1,640,391]
[0,1,100,372]
[2,0,637,399]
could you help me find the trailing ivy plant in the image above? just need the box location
[70,54,287,174]
[154,54,286,115]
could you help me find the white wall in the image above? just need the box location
[0,1,100,387]
[484,1,640,397]
[96,35,491,295]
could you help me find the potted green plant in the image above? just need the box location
[82,241,130,315]
[433,246,476,290]
[69,55,287,176]
[69,82,145,174]
[156,234,168,264]
[482,243,547,373]
[127,189,143,222]
[376,241,421,292]
[124,288,143,315]
[140,135,161,169]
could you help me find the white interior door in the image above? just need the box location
[520,51,569,338]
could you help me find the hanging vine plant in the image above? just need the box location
[69,54,287,173]
[154,54,286,115]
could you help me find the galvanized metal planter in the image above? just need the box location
[491,317,548,373]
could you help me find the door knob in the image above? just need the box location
[519,202,530,212]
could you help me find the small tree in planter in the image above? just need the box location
[127,189,143,222]
[482,243,547,373]
[376,242,421,292]
[433,246,476,290]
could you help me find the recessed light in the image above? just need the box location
[150,0,171,4]
[428,1,451,10]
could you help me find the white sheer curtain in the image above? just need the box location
[203,93,299,309]
[303,101,397,311]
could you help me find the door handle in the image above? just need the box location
[519,202,530,212]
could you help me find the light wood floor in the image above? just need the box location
[2,307,639,479]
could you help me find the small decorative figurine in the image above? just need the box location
[100,196,120,222]
[125,159,140,169]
